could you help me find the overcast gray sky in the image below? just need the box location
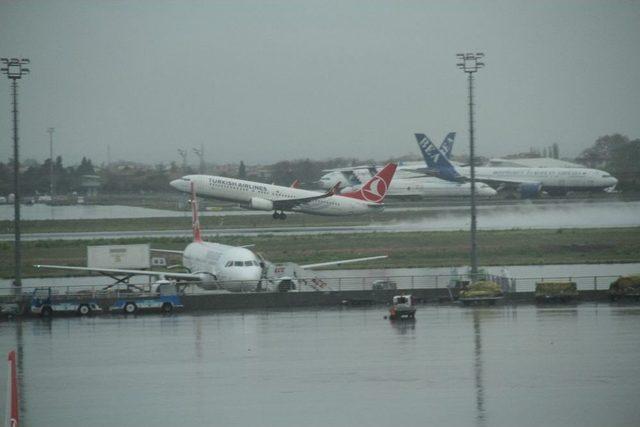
[1,1,639,166]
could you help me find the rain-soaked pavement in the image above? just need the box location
[2,200,639,241]
[1,303,638,427]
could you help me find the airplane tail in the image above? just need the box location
[190,181,203,242]
[439,132,456,158]
[415,133,463,182]
[340,163,397,203]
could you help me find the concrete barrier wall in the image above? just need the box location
[183,289,451,311]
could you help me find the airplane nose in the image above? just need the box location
[238,268,263,283]
[170,179,186,192]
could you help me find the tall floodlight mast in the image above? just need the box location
[1,58,30,288]
[456,52,484,282]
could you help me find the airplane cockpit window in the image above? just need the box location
[225,261,233,267]
[244,261,254,266]
[234,261,243,266]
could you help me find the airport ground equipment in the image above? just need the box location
[30,287,102,317]
[609,275,640,301]
[371,279,397,290]
[458,280,504,305]
[535,281,578,303]
[388,294,416,320]
[262,262,332,292]
[109,280,183,314]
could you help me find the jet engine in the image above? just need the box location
[519,182,542,199]
[249,197,274,211]
[192,272,219,289]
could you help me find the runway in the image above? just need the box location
[2,200,639,241]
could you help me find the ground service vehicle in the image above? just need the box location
[372,279,397,290]
[388,294,416,320]
[110,280,183,314]
[30,287,102,317]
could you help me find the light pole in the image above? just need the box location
[456,52,484,282]
[193,144,205,173]
[178,148,187,171]
[47,127,55,202]
[1,58,30,288]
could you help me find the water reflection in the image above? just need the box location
[15,320,25,421]
[389,318,416,335]
[472,309,486,427]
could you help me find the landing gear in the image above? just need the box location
[272,211,287,220]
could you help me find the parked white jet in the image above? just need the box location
[35,183,387,292]
[319,167,497,198]
[170,163,397,220]
[415,134,618,197]
[315,133,495,198]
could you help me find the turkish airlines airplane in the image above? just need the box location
[36,183,387,292]
[170,163,397,220]
[415,133,618,197]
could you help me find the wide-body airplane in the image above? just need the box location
[415,133,618,197]
[36,183,387,292]
[170,163,397,220]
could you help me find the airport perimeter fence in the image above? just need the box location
[304,273,621,293]
[0,273,624,299]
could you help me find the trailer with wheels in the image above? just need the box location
[30,287,102,317]
[109,280,183,314]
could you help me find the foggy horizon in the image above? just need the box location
[1,1,639,166]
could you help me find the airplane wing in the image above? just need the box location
[34,264,202,281]
[300,255,387,269]
[271,184,340,211]
[150,249,184,255]
[472,176,541,188]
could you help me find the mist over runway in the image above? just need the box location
[2,200,638,241]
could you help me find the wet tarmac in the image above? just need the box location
[2,201,639,241]
[0,303,638,427]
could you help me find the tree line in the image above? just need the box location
[577,134,640,190]
[1,134,638,197]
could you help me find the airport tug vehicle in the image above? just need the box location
[388,294,416,320]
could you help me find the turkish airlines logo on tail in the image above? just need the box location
[360,176,387,202]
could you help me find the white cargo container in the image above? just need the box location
[87,244,150,269]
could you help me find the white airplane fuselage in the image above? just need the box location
[171,175,382,216]
[319,170,497,197]
[460,166,618,192]
[182,241,263,292]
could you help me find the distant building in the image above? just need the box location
[80,174,101,197]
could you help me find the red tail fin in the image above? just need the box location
[340,163,397,203]
[190,181,203,242]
